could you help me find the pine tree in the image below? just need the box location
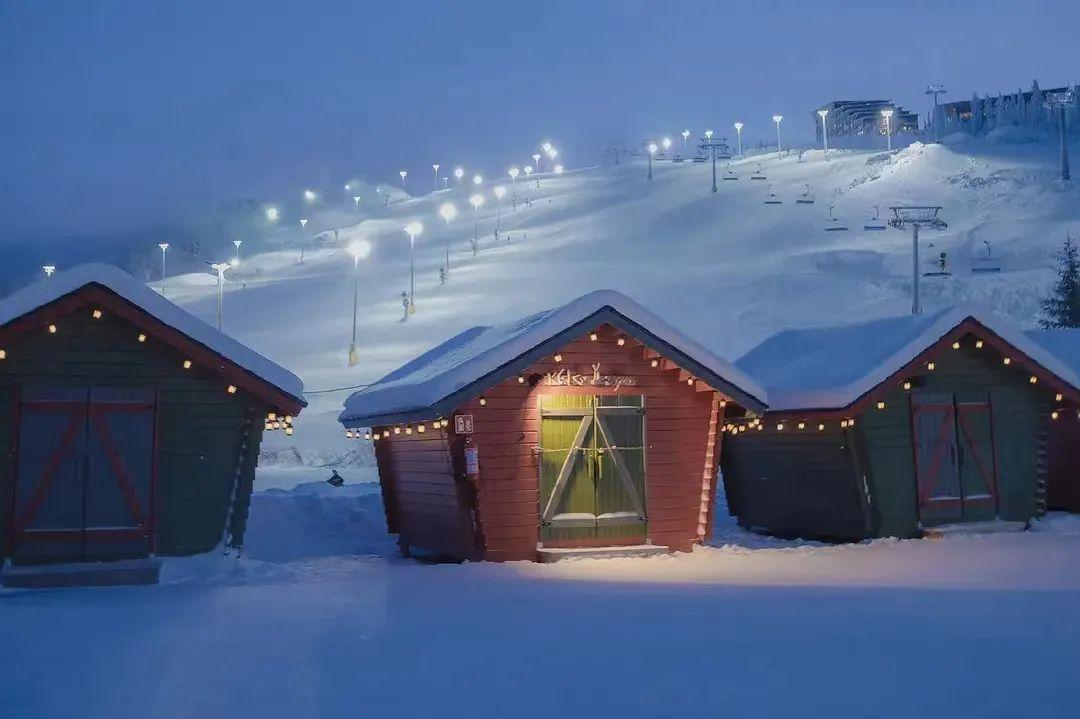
[1040,234,1080,329]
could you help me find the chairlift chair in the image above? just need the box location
[823,205,849,232]
[672,154,685,163]
[692,154,707,163]
[863,204,888,231]
[723,164,739,181]
[924,249,952,277]
[795,184,815,204]
[763,185,783,205]
[971,240,1002,273]
[750,163,767,180]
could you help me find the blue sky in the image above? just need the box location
[2,0,1077,248]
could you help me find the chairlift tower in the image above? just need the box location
[889,206,947,316]
[925,85,947,143]
[1045,91,1073,181]
[699,137,733,193]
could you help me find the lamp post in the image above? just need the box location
[404,221,422,314]
[399,170,408,191]
[532,153,541,175]
[661,137,671,159]
[881,109,894,157]
[925,84,947,143]
[734,122,744,157]
[554,164,564,174]
[265,205,280,222]
[541,142,552,171]
[523,166,533,201]
[493,186,506,238]
[347,239,372,366]
[508,167,519,209]
[157,243,169,296]
[211,262,230,329]
[772,115,783,155]
[43,265,55,280]
[439,202,457,276]
[454,167,464,185]
[682,129,690,153]
[647,143,657,180]
[298,218,308,264]
[432,164,440,190]
[303,189,316,203]
[817,109,829,157]
[469,194,484,248]
[232,239,242,265]
[1046,91,1073,181]
[353,195,362,209]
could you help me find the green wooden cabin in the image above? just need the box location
[722,307,1080,540]
[0,265,304,574]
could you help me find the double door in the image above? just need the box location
[10,386,156,563]
[912,392,998,525]
[538,395,647,544]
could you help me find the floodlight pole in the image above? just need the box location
[911,224,921,315]
[158,243,169,297]
[711,142,718,192]
[350,254,360,365]
[818,110,829,157]
[1046,93,1072,181]
[925,85,947,143]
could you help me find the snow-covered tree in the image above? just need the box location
[970,92,984,135]
[1040,234,1080,329]
[1028,80,1045,128]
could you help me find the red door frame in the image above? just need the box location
[8,388,159,559]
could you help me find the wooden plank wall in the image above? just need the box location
[372,427,477,559]
[452,324,728,561]
[720,427,869,539]
[0,304,265,559]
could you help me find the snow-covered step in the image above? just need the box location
[537,545,670,562]
[1,558,161,589]
[922,520,1027,538]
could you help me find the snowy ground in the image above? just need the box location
[3,138,1080,717]
[2,480,1079,718]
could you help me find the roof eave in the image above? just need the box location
[340,305,767,427]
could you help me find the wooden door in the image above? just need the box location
[10,386,156,563]
[539,395,647,545]
[84,388,156,560]
[912,393,962,525]
[10,387,90,562]
[913,392,999,526]
[955,398,998,521]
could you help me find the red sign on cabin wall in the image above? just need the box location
[454,414,474,435]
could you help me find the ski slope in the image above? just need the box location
[163,136,1080,466]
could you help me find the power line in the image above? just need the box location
[303,382,374,396]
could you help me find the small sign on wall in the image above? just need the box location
[464,446,479,476]
[454,414,474,435]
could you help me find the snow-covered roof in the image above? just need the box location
[1026,328,1080,377]
[0,264,304,405]
[736,305,1080,412]
[340,290,767,426]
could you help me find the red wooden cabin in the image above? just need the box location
[339,290,766,562]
